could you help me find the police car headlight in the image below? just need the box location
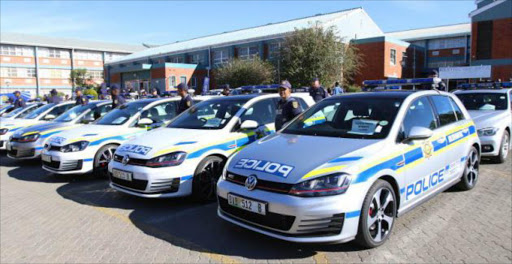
[18,133,40,143]
[477,127,498,136]
[0,128,8,135]
[61,141,89,152]
[146,151,187,168]
[289,173,351,197]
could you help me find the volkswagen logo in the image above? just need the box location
[245,175,258,191]
[122,155,130,166]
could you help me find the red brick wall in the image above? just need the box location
[110,73,121,83]
[384,42,408,79]
[492,65,512,80]
[0,55,35,66]
[471,22,478,60]
[73,59,103,69]
[429,48,465,57]
[354,42,385,85]
[151,68,166,79]
[38,57,71,67]
[492,18,512,59]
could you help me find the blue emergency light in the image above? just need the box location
[363,78,441,91]
[457,82,512,90]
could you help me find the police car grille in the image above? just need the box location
[113,154,148,166]
[225,171,293,194]
[218,197,295,231]
[8,148,35,158]
[48,145,61,151]
[110,175,148,191]
[43,160,82,171]
[296,214,344,236]
[148,178,180,193]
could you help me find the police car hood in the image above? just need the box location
[115,128,219,158]
[1,118,42,131]
[12,122,69,137]
[48,124,137,146]
[229,133,384,183]
[468,110,509,129]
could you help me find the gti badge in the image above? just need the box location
[245,175,258,191]
[122,155,130,166]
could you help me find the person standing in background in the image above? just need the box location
[332,81,344,95]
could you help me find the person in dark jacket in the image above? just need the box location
[176,83,193,115]
[47,89,62,104]
[309,78,328,102]
[12,91,26,109]
[74,87,88,105]
[111,85,126,108]
[275,80,303,130]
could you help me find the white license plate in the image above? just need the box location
[227,193,266,215]
[41,154,52,162]
[112,169,133,181]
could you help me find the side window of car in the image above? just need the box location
[449,97,464,121]
[402,97,438,137]
[430,95,458,126]
[45,104,72,119]
[294,97,309,110]
[241,99,276,126]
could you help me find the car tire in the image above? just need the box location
[192,156,224,203]
[456,145,479,191]
[355,179,396,248]
[93,144,118,178]
[492,130,509,164]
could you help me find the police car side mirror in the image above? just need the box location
[240,120,259,130]
[81,115,95,124]
[43,114,56,121]
[406,126,433,142]
[137,118,154,126]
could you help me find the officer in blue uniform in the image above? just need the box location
[275,80,303,130]
[309,78,328,103]
[74,87,88,106]
[47,89,63,104]
[177,83,193,114]
[110,84,126,108]
[12,91,26,109]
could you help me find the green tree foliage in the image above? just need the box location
[214,58,275,88]
[83,87,98,99]
[70,69,88,88]
[279,24,362,88]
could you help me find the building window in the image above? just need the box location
[25,68,36,77]
[1,67,37,78]
[432,51,440,56]
[452,49,460,55]
[390,49,396,65]
[105,52,125,62]
[38,48,70,59]
[86,70,103,79]
[75,50,102,60]
[428,37,466,50]
[39,69,71,79]
[188,54,203,64]
[401,52,407,67]
[191,76,197,88]
[171,57,184,63]
[180,76,187,85]
[238,46,259,60]
[268,42,281,60]
[170,76,176,88]
[213,50,229,66]
[0,45,34,56]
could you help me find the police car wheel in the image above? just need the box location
[192,156,224,203]
[456,146,479,191]
[94,144,118,178]
[493,131,509,164]
[356,180,396,248]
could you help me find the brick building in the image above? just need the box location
[0,33,145,96]
[470,0,512,80]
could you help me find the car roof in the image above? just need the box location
[454,89,511,94]
[326,91,416,100]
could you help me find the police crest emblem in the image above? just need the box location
[422,141,434,159]
[292,101,298,109]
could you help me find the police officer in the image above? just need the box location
[221,84,231,96]
[309,78,328,102]
[47,89,63,104]
[149,88,160,98]
[111,84,126,108]
[275,80,303,130]
[177,83,193,114]
[12,91,26,109]
[428,70,447,91]
[74,87,88,106]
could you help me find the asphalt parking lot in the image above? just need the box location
[1,152,511,264]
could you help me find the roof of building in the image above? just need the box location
[0,32,146,53]
[107,7,383,65]
[386,23,471,41]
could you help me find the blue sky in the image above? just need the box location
[1,1,475,45]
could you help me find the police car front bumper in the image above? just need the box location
[41,149,94,174]
[0,133,12,149]
[479,133,504,157]
[217,178,364,243]
[108,158,196,198]
[6,139,43,160]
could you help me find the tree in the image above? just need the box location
[214,58,275,88]
[279,24,362,88]
[83,87,98,99]
[70,69,88,88]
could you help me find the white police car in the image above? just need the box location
[0,102,44,121]
[454,88,512,163]
[108,94,314,201]
[217,90,480,247]
[6,101,112,160]
[0,102,75,150]
[42,97,206,177]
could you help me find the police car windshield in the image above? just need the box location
[4,105,32,118]
[282,97,403,139]
[96,101,149,125]
[24,103,56,119]
[167,98,249,130]
[456,93,508,111]
[54,104,94,122]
